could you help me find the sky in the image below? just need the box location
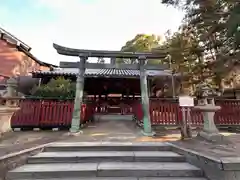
[0,0,185,65]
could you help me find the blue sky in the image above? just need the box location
[0,0,184,65]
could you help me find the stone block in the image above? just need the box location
[7,163,98,179]
[198,131,225,142]
[0,107,19,135]
[97,162,203,177]
[52,128,59,131]
[13,128,21,131]
[33,128,40,131]
[44,142,171,152]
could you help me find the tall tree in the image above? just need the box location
[153,28,207,94]
[118,34,162,64]
[161,0,240,90]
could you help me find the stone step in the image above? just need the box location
[44,142,171,152]
[16,178,207,180]
[7,162,203,179]
[28,151,185,164]
[94,115,133,121]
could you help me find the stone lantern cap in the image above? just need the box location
[194,82,220,99]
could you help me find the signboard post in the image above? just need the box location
[179,96,194,139]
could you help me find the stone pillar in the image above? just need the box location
[70,54,87,133]
[168,54,176,98]
[138,56,154,136]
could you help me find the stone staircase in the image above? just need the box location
[7,142,207,180]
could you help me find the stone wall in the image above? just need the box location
[170,144,240,180]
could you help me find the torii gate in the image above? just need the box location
[53,43,169,136]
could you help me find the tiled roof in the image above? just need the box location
[33,68,178,77]
[0,27,57,68]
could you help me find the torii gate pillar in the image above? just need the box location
[138,56,154,136]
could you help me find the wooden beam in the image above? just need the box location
[53,43,168,59]
[60,62,169,70]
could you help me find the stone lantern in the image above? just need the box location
[194,82,223,141]
[0,77,20,137]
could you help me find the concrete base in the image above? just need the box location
[52,128,59,131]
[67,131,83,136]
[13,128,21,131]
[198,130,224,142]
[141,130,156,137]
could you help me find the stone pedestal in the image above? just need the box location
[194,104,223,142]
[0,106,19,136]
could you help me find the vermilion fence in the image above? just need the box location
[11,99,95,129]
[10,98,240,129]
[215,100,240,125]
[134,98,240,126]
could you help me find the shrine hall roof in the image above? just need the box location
[33,68,179,78]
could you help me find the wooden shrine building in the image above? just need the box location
[32,43,179,135]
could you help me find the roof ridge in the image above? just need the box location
[0,27,31,51]
[0,27,58,68]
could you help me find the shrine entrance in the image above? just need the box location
[45,43,170,135]
[85,77,141,115]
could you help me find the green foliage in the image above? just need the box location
[160,0,240,91]
[32,78,76,99]
[118,0,239,95]
[121,34,161,52]
[117,34,162,64]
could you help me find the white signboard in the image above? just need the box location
[179,96,194,107]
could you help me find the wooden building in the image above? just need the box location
[32,43,182,134]
[0,27,56,81]
[33,63,178,97]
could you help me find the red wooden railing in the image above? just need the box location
[11,99,42,128]
[215,100,240,125]
[150,99,180,126]
[93,98,138,115]
[11,99,95,129]
[133,98,240,126]
[10,98,240,128]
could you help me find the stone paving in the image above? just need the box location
[1,120,240,159]
[1,120,240,180]
[68,121,143,142]
[172,134,240,158]
[0,131,68,157]
[69,121,240,159]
